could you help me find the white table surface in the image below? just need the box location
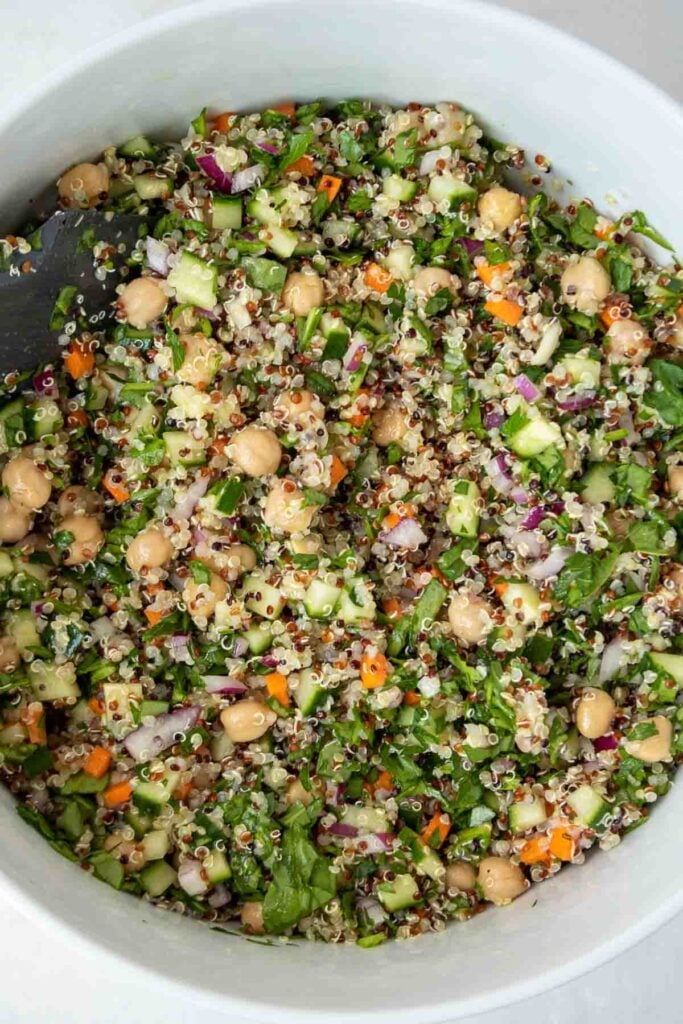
[1,1,681,1021]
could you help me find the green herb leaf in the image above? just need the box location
[644,360,683,426]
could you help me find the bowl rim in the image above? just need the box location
[0,0,682,1020]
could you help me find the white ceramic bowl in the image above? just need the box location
[0,2,682,1020]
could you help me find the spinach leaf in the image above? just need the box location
[613,463,653,505]
[644,360,683,426]
[262,827,336,933]
[554,549,620,608]
[277,130,314,173]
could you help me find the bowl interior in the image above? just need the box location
[0,1,682,1021]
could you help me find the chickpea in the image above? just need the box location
[667,465,683,501]
[230,426,282,477]
[59,514,104,565]
[126,526,173,573]
[57,485,104,519]
[0,637,20,673]
[448,591,493,646]
[477,857,528,906]
[2,456,51,511]
[289,533,322,556]
[57,162,109,207]
[263,480,316,535]
[575,687,616,740]
[176,333,222,387]
[560,256,611,315]
[183,573,228,619]
[371,403,408,446]
[220,699,277,743]
[282,270,325,316]
[445,860,477,892]
[667,315,683,349]
[625,715,673,762]
[240,901,265,934]
[478,187,522,233]
[225,543,257,576]
[274,389,325,424]
[605,319,651,365]
[0,497,31,544]
[118,277,167,329]
[413,267,460,299]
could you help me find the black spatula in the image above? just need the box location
[0,209,142,372]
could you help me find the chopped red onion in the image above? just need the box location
[357,897,386,925]
[178,858,209,897]
[344,335,367,372]
[529,319,562,366]
[197,153,233,193]
[514,374,540,402]
[556,392,597,412]
[487,455,513,496]
[32,370,58,398]
[460,238,484,255]
[145,237,170,276]
[380,518,428,550]
[231,164,266,193]
[505,529,544,559]
[208,884,230,908]
[527,546,572,581]
[202,675,248,695]
[169,633,192,664]
[232,637,250,658]
[169,474,210,523]
[123,706,200,762]
[521,506,545,530]
[357,832,396,854]
[256,141,280,156]
[483,409,505,430]
[594,734,619,752]
[327,822,358,838]
[510,486,529,505]
[599,636,630,683]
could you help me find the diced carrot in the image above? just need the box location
[348,411,369,428]
[212,111,234,134]
[360,651,390,689]
[519,834,551,865]
[286,155,316,176]
[420,810,452,848]
[382,512,401,531]
[476,261,511,286]
[678,302,683,317]
[265,671,290,707]
[549,826,576,861]
[273,102,296,118]
[66,409,89,429]
[64,340,95,379]
[403,689,421,706]
[103,470,130,504]
[144,608,165,626]
[175,780,193,802]
[21,703,46,745]
[600,306,618,329]
[88,696,105,715]
[103,780,132,808]
[317,174,343,203]
[83,746,112,779]
[594,221,614,241]
[329,454,348,487]
[493,579,508,598]
[364,262,394,294]
[382,597,402,618]
[484,299,523,327]
[374,770,394,793]
[146,582,166,597]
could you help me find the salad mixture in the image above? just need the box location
[0,99,682,945]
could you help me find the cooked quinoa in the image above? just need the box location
[0,98,682,944]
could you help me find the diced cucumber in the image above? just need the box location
[246,187,284,226]
[133,174,172,200]
[358,302,387,335]
[294,667,327,715]
[168,250,218,309]
[260,225,298,259]
[508,413,563,458]
[119,134,156,158]
[650,652,683,685]
[102,682,143,738]
[509,795,547,833]
[558,355,601,388]
[414,843,444,882]
[210,731,235,762]
[204,849,232,883]
[338,579,377,625]
[124,806,153,839]
[446,480,480,537]
[133,769,180,813]
[211,196,243,231]
[320,312,350,343]
[0,551,14,577]
[162,431,207,467]
[0,398,24,424]
[567,784,610,829]
[428,173,476,207]
[26,398,63,439]
[501,582,542,626]
[321,219,360,248]
[303,576,341,619]
[241,623,273,655]
[384,242,414,281]
[340,804,389,833]
[242,573,286,620]
[141,830,170,861]
[140,860,177,896]
[0,722,28,744]
[580,464,615,504]
[377,873,419,912]
[139,700,170,718]
[126,400,158,437]
[6,610,40,653]
[29,661,79,702]
[382,174,418,202]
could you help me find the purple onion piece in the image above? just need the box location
[514,373,540,402]
[521,505,545,530]
[483,409,506,430]
[123,706,200,762]
[145,237,170,276]
[231,164,266,194]
[169,474,210,523]
[256,141,280,156]
[509,486,529,505]
[495,452,511,478]
[557,391,597,412]
[380,518,429,550]
[594,734,619,752]
[232,637,250,658]
[178,858,209,897]
[196,153,233,193]
[33,370,58,398]
[327,822,359,838]
[460,237,484,255]
[344,336,367,372]
[202,675,248,695]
